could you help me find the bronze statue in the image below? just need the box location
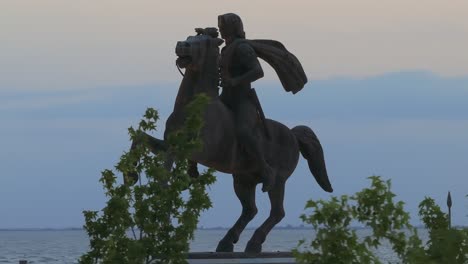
[126,14,333,253]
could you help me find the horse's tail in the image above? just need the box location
[291,125,333,193]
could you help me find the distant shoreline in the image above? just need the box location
[0,227,84,231]
[0,226,317,231]
[2,225,464,232]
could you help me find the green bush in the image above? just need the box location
[79,95,216,264]
[414,197,468,263]
[294,176,468,264]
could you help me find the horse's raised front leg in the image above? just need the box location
[124,131,168,185]
[216,177,257,252]
[245,181,285,253]
[137,131,167,154]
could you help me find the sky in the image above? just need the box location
[1,1,468,229]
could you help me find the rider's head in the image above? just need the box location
[218,13,245,40]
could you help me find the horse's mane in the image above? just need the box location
[195,27,219,38]
[173,28,221,111]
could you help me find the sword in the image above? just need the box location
[249,88,271,140]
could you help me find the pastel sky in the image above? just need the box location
[1,1,467,231]
[2,0,468,91]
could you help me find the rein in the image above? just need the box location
[176,61,185,77]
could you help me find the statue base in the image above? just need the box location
[187,252,296,264]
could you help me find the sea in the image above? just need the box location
[0,228,429,263]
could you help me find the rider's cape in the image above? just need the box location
[249,39,307,94]
[222,39,308,94]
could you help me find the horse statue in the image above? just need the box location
[126,28,333,253]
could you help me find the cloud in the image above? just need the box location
[1,71,467,228]
[0,84,178,120]
[259,71,468,121]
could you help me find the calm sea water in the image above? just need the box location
[0,228,428,263]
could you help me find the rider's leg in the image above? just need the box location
[235,100,275,192]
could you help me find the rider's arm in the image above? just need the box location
[232,43,264,86]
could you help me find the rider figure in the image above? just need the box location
[218,13,275,192]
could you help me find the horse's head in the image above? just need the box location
[175,28,224,72]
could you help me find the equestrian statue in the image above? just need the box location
[126,13,333,253]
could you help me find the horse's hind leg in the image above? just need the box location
[216,177,257,252]
[245,181,285,253]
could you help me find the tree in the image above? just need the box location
[294,176,468,264]
[80,95,216,264]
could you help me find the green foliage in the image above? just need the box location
[412,197,468,264]
[79,95,216,264]
[293,176,416,264]
[294,176,468,264]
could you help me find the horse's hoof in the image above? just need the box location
[123,171,139,185]
[188,166,199,179]
[245,240,262,253]
[215,239,234,252]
